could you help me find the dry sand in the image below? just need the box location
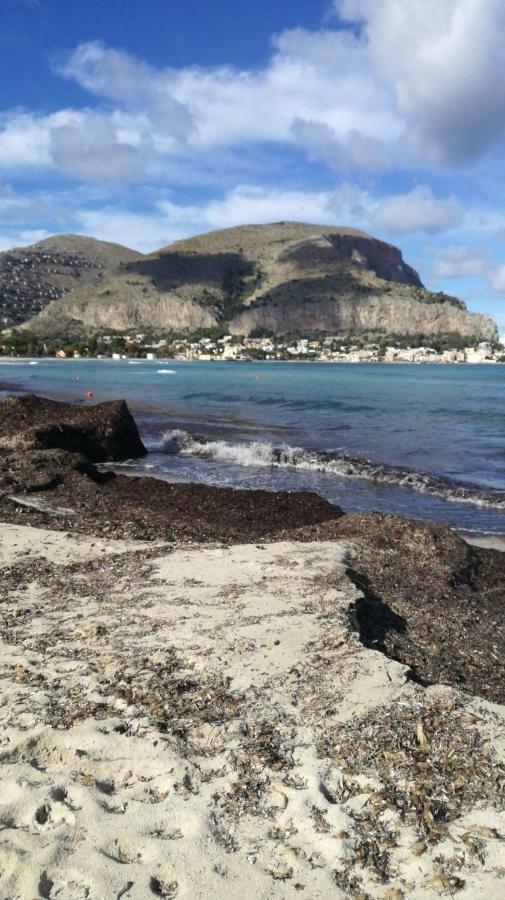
[1,524,504,899]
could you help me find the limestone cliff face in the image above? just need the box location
[2,223,497,340]
[228,288,497,340]
[35,282,218,333]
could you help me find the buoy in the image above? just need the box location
[75,376,80,381]
[86,390,93,399]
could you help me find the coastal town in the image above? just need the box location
[2,329,504,363]
[149,334,505,364]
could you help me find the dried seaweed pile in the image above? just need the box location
[298,512,505,705]
[0,451,343,542]
[319,693,505,895]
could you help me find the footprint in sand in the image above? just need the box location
[34,799,76,829]
[150,872,179,897]
[39,871,92,899]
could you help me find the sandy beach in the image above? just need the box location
[1,522,504,899]
[1,393,504,899]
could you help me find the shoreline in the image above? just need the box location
[2,379,505,542]
[1,393,505,897]
[1,353,504,366]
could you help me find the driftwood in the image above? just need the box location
[7,495,76,517]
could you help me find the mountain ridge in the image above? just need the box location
[0,223,497,341]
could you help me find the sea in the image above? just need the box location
[1,358,505,536]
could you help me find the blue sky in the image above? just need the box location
[1,0,505,331]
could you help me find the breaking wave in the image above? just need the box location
[146,429,505,510]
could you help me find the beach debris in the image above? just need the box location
[7,495,76,517]
[0,520,504,898]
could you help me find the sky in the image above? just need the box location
[1,0,505,330]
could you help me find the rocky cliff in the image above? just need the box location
[0,223,497,340]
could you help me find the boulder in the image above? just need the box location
[0,394,146,461]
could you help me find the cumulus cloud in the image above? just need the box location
[55,35,401,160]
[291,119,390,172]
[75,183,463,253]
[337,0,505,162]
[54,42,193,140]
[201,185,347,230]
[0,107,164,183]
[0,184,55,225]
[431,244,505,304]
[3,2,505,187]
[49,112,148,182]
[75,207,188,253]
[432,246,491,278]
[0,111,53,169]
[371,186,463,235]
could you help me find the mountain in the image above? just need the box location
[0,235,141,329]
[0,223,497,341]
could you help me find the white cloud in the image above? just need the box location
[0,184,51,223]
[54,42,193,141]
[431,243,505,303]
[49,112,148,182]
[371,186,463,235]
[337,0,505,162]
[290,119,390,172]
[201,185,350,230]
[0,107,161,183]
[69,185,370,253]
[54,35,401,166]
[3,2,505,188]
[76,189,347,252]
[0,111,53,169]
[0,175,471,259]
[490,265,505,295]
[75,207,195,253]
[77,183,462,253]
[433,246,491,278]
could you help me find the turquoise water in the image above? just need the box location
[1,358,505,534]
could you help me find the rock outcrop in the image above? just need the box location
[0,395,147,461]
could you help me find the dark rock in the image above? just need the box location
[0,394,146,461]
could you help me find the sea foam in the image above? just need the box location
[147,428,505,510]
